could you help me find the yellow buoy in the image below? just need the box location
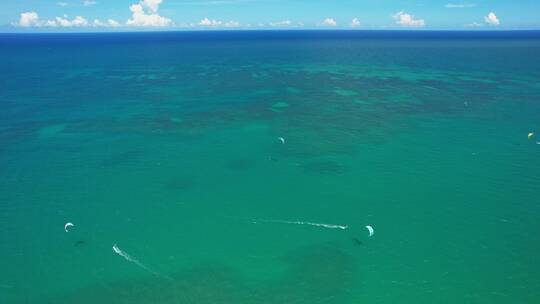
[528,132,534,140]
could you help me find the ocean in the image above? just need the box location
[1,30,540,303]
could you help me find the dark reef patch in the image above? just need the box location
[300,160,346,175]
[165,176,196,191]
[101,150,144,168]
[225,158,255,171]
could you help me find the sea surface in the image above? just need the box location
[1,30,540,303]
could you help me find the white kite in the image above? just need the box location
[64,222,74,232]
[278,137,285,144]
[365,225,374,237]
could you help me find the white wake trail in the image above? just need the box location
[253,219,348,230]
[112,244,164,278]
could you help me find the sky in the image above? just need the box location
[2,0,540,32]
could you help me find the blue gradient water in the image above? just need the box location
[1,31,540,303]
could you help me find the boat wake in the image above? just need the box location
[112,244,165,278]
[252,219,348,230]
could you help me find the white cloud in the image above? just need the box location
[73,16,89,26]
[351,18,361,27]
[92,18,119,27]
[322,18,337,27]
[108,19,120,27]
[464,22,483,27]
[15,11,120,28]
[445,3,476,8]
[269,20,292,27]
[199,17,222,26]
[126,1,172,27]
[393,11,425,27]
[268,20,303,27]
[56,1,97,7]
[93,19,106,27]
[224,20,240,27]
[90,19,120,27]
[484,12,500,26]
[54,15,89,27]
[198,17,240,27]
[54,16,71,27]
[141,0,162,13]
[44,20,58,27]
[17,12,40,27]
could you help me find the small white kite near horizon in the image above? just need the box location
[365,225,374,237]
[64,222,74,232]
[278,137,285,144]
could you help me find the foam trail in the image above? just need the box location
[112,244,163,278]
[253,219,348,230]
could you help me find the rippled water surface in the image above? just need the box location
[1,31,540,303]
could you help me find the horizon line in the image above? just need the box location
[2,28,540,34]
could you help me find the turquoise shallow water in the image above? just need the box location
[1,31,540,303]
